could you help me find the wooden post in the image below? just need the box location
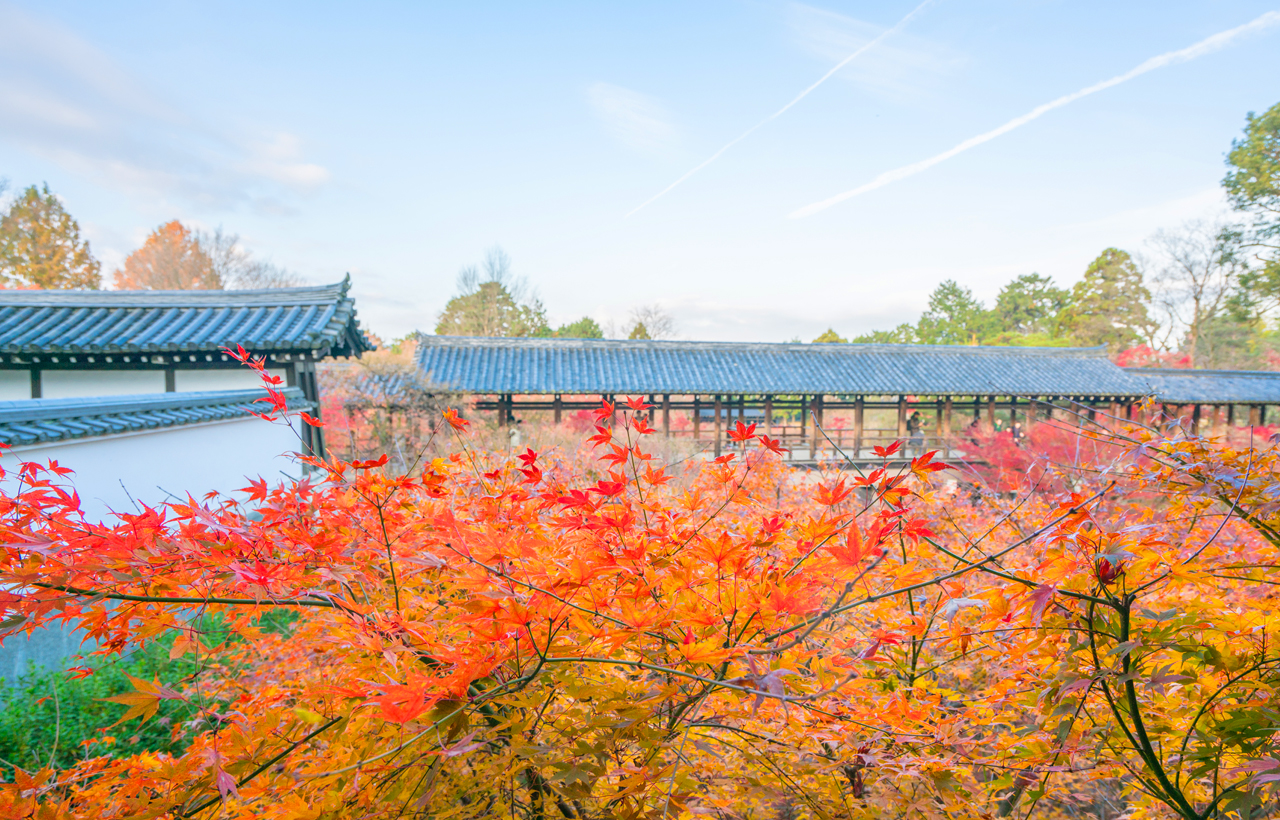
[1249,405,1260,428]
[1192,404,1201,435]
[987,395,996,431]
[1227,404,1235,428]
[764,395,773,434]
[854,397,864,458]
[799,395,807,441]
[1262,405,1268,427]
[29,369,40,399]
[1026,399,1036,431]
[164,368,176,392]
[553,395,562,424]
[498,395,508,428]
[943,396,953,457]
[897,396,907,438]
[648,394,656,426]
[1010,397,1018,424]
[739,395,746,422]
[811,395,824,456]
[662,394,671,437]
[934,398,943,451]
[693,397,702,441]
[714,395,723,457]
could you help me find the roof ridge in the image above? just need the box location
[0,282,349,308]
[417,336,1112,357]
[0,387,307,423]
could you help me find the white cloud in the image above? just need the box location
[587,82,678,156]
[0,2,330,211]
[788,3,962,101]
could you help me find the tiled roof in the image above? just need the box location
[415,337,1149,397]
[1127,368,1280,404]
[0,388,312,447]
[0,279,372,358]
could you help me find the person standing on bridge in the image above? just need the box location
[907,411,925,457]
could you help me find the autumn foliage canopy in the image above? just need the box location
[1,361,1279,819]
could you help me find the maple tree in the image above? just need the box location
[1,361,1279,818]
[0,184,101,290]
[113,221,221,290]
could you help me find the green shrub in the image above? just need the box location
[0,637,196,780]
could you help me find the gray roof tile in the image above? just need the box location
[1127,368,1280,404]
[0,388,313,447]
[415,337,1148,397]
[0,279,372,358]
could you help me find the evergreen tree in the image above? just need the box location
[435,248,548,337]
[113,220,221,290]
[851,324,918,344]
[0,184,101,289]
[554,317,604,338]
[812,328,847,343]
[1059,248,1155,349]
[991,273,1068,336]
[1223,101,1280,322]
[915,280,988,344]
[1224,101,1280,270]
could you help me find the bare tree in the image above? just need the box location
[1149,221,1249,366]
[196,228,306,289]
[624,304,677,340]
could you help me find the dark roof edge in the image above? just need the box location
[0,388,310,423]
[1127,367,1280,379]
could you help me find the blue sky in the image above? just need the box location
[1,1,1277,342]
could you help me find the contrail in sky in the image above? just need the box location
[626,0,938,218]
[789,10,1280,219]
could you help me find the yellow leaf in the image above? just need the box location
[100,674,183,726]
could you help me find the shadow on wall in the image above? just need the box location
[0,624,95,683]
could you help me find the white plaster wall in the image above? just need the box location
[1,416,306,521]
[175,368,290,392]
[0,370,28,401]
[42,370,166,398]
